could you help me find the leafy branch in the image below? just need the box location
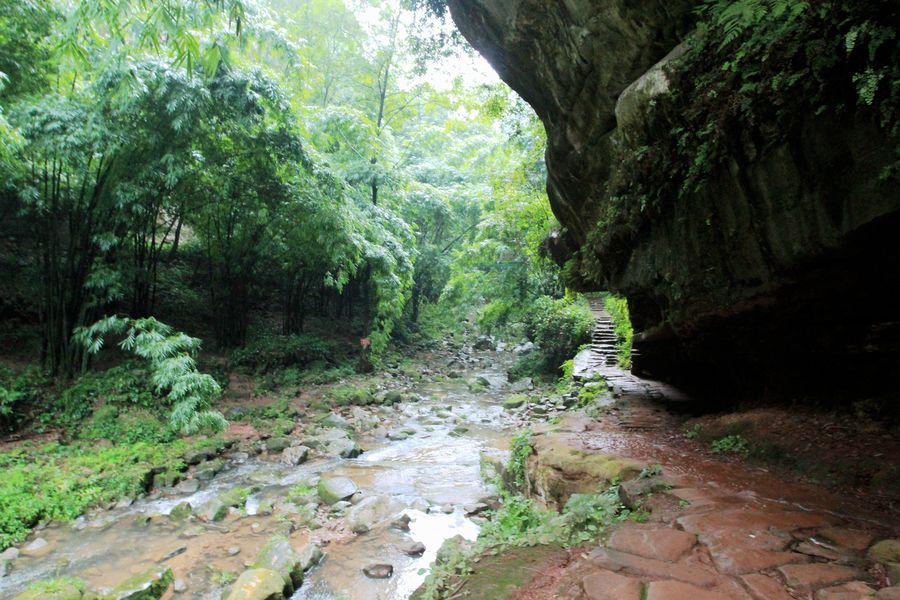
[73,316,227,435]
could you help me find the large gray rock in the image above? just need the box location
[108,565,173,599]
[317,477,358,505]
[251,537,303,593]
[225,568,285,600]
[346,496,405,534]
[280,446,309,466]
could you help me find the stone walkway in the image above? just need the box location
[515,299,900,600]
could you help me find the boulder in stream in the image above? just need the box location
[193,459,224,481]
[168,502,192,520]
[297,541,323,572]
[108,565,173,600]
[264,437,292,453]
[280,445,309,466]
[225,568,286,600]
[197,498,228,522]
[346,495,404,534]
[317,477,359,505]
[363,563,394,579]
[250,536,303,593]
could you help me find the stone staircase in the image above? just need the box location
[572,297,687,405]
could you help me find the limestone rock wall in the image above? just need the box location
[449,0,900,398]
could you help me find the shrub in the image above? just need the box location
[231,334,334,372]
[602,294,634,369]
[0,365,49,432]
[0,439,203,549]
[522,295,593,374]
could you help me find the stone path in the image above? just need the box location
[514,299,900,600]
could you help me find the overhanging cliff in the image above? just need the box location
[448,0,900,400]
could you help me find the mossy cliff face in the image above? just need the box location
[448,0,900,398]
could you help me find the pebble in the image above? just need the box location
[173,578,187,593]
[227,546,241,556]
[250,522,262,532]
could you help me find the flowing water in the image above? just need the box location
[0,355,520,600]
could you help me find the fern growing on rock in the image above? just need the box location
[73,316,227,435]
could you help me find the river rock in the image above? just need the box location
[1,559,8,578]
[169,502,192,520]
[391,514,412,531]
[153,471,180,489]
[381,390,403,405]
[265,437,292,453]
[297,541,324,572]
[161,545,187,561]
[184,447,216,465]
[197,498,228,522]
[404,542,426,557]
[21,537,52,557]
[322,413,351,429]
[174,479,200,494]
[280,445,309,466]
[251,536,303,592]
[473,336,495,351]
[363,563,394,579]
[449,425,469,437]
[0,547,20,561]
[510,378,534,392]
[327,437,362,459]
[225,568,286,600]
[193,459,224,481]
[317,477,358,505]
[387,431,409,441]
[172,578,187,593]
[346,495,405,533]
[436,535,471,565]
[109,565,173,599]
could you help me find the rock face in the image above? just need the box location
[448,0,900,399]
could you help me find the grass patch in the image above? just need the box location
[0,436,223,550]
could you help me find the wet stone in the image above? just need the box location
[778,563,861,592]
[815,581,876,600]
[0,547,20,561]
[318,477,358,505]
[582,570,643,600]
[197,498,228,522]
[391,514,411,531]
[740,573,796,600]
[21,537,51,557]
[404,542,426,557]
[709,548,808,575]
[161,545,187,561]
[173,578,187,593]
[169,502,192,520]
[228,546,241,556]
[280,445,309,466]
[110,565,174,600]
[297,541,324,572]
[363,563,394,579]
[606,526,696,562]
[644,580,727,600]
[869,539,900,564]
[817,528,876,551]
[225,568,285,600]
[174,479,200,494]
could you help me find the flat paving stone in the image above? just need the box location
[582,570,643,600]
[778,563,860,592]
[677,509,834,537]
[588,548,717,588]
[708,548,808,575]
[606,527,697,562]
[740,573,796,600]
[645,580,748,600]
[815,581,877,600]
[815,528,876,552]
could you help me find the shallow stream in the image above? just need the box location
[0,356,520,600]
